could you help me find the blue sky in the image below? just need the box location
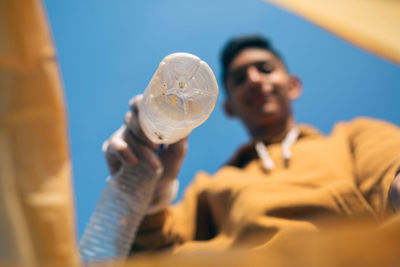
[43,0,400,238]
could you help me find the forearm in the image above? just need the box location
[130,179,180,253]
[131,209,176,253]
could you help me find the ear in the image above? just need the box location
[223,99,236,118]
[288,75,303,100]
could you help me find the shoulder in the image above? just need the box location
[344,117,397,128]
[332,117,399,135]
[327,117,400,151]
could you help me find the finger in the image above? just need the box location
[123,128,162,170]
[160,137,188,160]
[158,138,188,181]
[124,110,159,151]
[103,141,123,175]
[106,127,139,166]
[128,94,143,112]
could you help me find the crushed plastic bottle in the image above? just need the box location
[139,52,219,144]
[79,53,218,262]
[79,163,161,262]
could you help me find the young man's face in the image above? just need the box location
[224,48,301,132]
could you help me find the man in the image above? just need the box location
[104,35,400,253]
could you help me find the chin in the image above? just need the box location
[254,112,282,126]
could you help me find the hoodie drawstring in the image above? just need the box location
[255,127,299,172]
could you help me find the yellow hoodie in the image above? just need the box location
[131,118,400,253]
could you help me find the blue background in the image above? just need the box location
[43,0,400,238]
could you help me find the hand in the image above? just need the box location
[103,95,188,183]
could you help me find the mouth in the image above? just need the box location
[245,90,274,107]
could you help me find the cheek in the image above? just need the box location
[231,86,247,101]
[270,74,291,97]
[270,72,288,85]
[276,91,291,108]
[271,85,292,111]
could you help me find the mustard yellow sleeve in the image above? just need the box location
[130,172,214,253]
[346,118,400,217]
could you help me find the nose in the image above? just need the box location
[246,66,262,87]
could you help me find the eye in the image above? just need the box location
[258,62,274,73]
[232,73,246,86]
[228,69,246,87]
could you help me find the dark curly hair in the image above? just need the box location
[220,35,286,89]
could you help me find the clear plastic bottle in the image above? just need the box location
[79,163,161,262]
[79,53,218,262]
[139,52,219,144]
